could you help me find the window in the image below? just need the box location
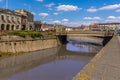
[17,17,19,21]
[7,16,9,20]
[12,17,14,21]
[1,15,4,20]
[16,25,19,30]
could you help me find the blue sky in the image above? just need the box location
[1,0,120,26]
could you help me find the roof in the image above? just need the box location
[0,8,22,16]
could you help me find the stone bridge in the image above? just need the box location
[57,31,114,45]
[56,31,114,37]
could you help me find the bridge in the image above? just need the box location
[56,31,114,37]
[73,35,120,80]
[56,31,114,45]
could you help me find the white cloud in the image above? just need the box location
[106,16,120,22]
[53,12,59,15]
[39,13,49,17]
[67,21,96,27]
[93,17,101,20]
[116,9,120,12]
[56,5,79,11]
[83,17,101,20]
[45,3,55,8]
[108,16,116,19]
[99,4,120,10]
[87,7,98,12]
[87,4,120,12]
[36,0,43,2]
[53,20,61,24]
[31,12,36,15]
[62,19,69,22]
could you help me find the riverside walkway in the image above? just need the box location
[73,35,120,80]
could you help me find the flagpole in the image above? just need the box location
[6,0,8,9]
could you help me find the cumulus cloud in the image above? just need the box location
[45,3,55,8]
[108,16,117,19]
[106,16,120,22]
[87,4,120,12]
[39,13,49,17]
[99,4,120,10]
[62,19,69,22]
[36,0,43,2]
[53,20,61,24]
[31,12,36,15]
[56,5,79,11]
[83,17,101,20]
[87,7,98,12]
[67,21,97,27]
[53,12,59,15]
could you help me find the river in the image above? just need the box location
[0,37,103,80]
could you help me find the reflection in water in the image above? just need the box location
[0,37,103,80]
[0,46,94,80]
[67,41,103,53]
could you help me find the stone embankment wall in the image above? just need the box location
[0,36,61,53]
[72,35,118,80]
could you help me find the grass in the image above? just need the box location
[47,31,56,36]
[8,30,43,38]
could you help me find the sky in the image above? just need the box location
[1,0,120,27]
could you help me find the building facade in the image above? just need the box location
[41,23,55,31]
[97,23,120,31]
[0,8,22,31]
[15,9,34,30]
[0,8,34,31]
[34,20,42,31]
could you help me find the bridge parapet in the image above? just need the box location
[56,31,114,37]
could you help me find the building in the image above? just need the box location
[34,20,42,31]
[55,24,66,33]
[66,27,73,31]
[41,23,55,31]
[89,24,100,31]
[0,8,22,31]
[97,23,120,31]
[15,9,34,30]
[0,8,34,31]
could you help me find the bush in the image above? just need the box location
[47,32,55,36]
[8,31,43,38]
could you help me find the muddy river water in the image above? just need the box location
[0,37,103,80]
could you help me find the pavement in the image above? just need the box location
[73,35,120,80]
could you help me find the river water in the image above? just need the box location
[0,37,103,80]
